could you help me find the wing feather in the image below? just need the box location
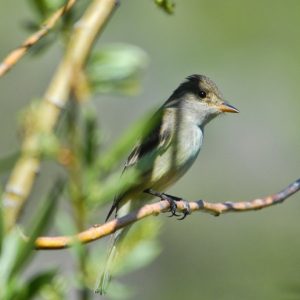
[105,111,172,221]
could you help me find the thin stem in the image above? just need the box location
[0,0,77,77]
[2,0,118,231]
[35,178,300,250]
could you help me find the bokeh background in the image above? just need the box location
[1,1,300,299]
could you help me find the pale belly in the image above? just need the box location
[150,125,203,191]
[117,125,203,213]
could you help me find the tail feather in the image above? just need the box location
[95,227,129,294]
[96,198,147,294]
[96,200,132,294]
[95,235,118,294]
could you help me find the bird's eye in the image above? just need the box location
[199,90,206,99]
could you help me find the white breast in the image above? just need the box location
[176,124,203,171]
[150,124,203,190]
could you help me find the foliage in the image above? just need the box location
[87,44,148,95]
[0,0,171,299]
[154,0,175,14]
[0,181,64,299]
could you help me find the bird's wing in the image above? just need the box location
[124,119,171,169]
[105,112,172,221]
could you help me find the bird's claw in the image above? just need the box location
[166,197,180,217]
[161,193,191,219]
[177,200,191,220]
[144,189,191,219]
[157,193,179,217]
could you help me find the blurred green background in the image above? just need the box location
[1,0,300,299]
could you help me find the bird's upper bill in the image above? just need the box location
[218,102,239,113]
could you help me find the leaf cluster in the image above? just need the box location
[0,0,176,298]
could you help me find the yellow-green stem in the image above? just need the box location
[2,0,118,231]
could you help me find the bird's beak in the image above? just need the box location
[218,102,239,113]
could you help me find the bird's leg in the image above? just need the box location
[144,189,180,216]
[163,192,191,220]
[144,189,191,219]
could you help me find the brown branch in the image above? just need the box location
[2,0,118,231]
[0,0,76,77]
[35,178,300,250]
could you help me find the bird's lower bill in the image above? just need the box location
[218,102,239,113]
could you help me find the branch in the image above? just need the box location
[2,0,118,230]
[0,0,77,77]
[35,178,300,250]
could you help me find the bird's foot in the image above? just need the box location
[162,193,180,217]
[177,199,191,220]
[144,189,191,220]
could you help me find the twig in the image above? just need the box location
[3,0,118,230]
[35,178,300,250]
[0,0,76,77]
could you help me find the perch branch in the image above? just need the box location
[35,178,300,250]
[2,0,118,230]
[0,0,77,77]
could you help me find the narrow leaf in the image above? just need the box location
[0,196,3,255]
[9,179,64,277]
[25,270,57,299]
[87,44,148,95]
[82,108,100,166]
[154,0,175,14]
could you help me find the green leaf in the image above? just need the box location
[0,180,63,291]
[114,218,162,275]
[39,274,67,300]
[55,212,91,292]
[8,179,64,278]
[82,107,100,166]
[0,228,20,287]
[0,270,57,300]
[25,270,57,299]
[28,0,65,19]
[87,44,148,95]
[118,239,161,275]
[0,196,3,256]
[38,132,60,159]
[1,276,26,300]
[55,212,85,261]
[154,0,175,14]
[87,168,139,206]
[28,0,50,18]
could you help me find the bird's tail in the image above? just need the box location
[95,200,133,295]
[95,226,130,295]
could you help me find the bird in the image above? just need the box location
[96,74,239,294]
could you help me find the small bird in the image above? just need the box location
[97,74,239,294]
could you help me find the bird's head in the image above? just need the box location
[165,74,239,126]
